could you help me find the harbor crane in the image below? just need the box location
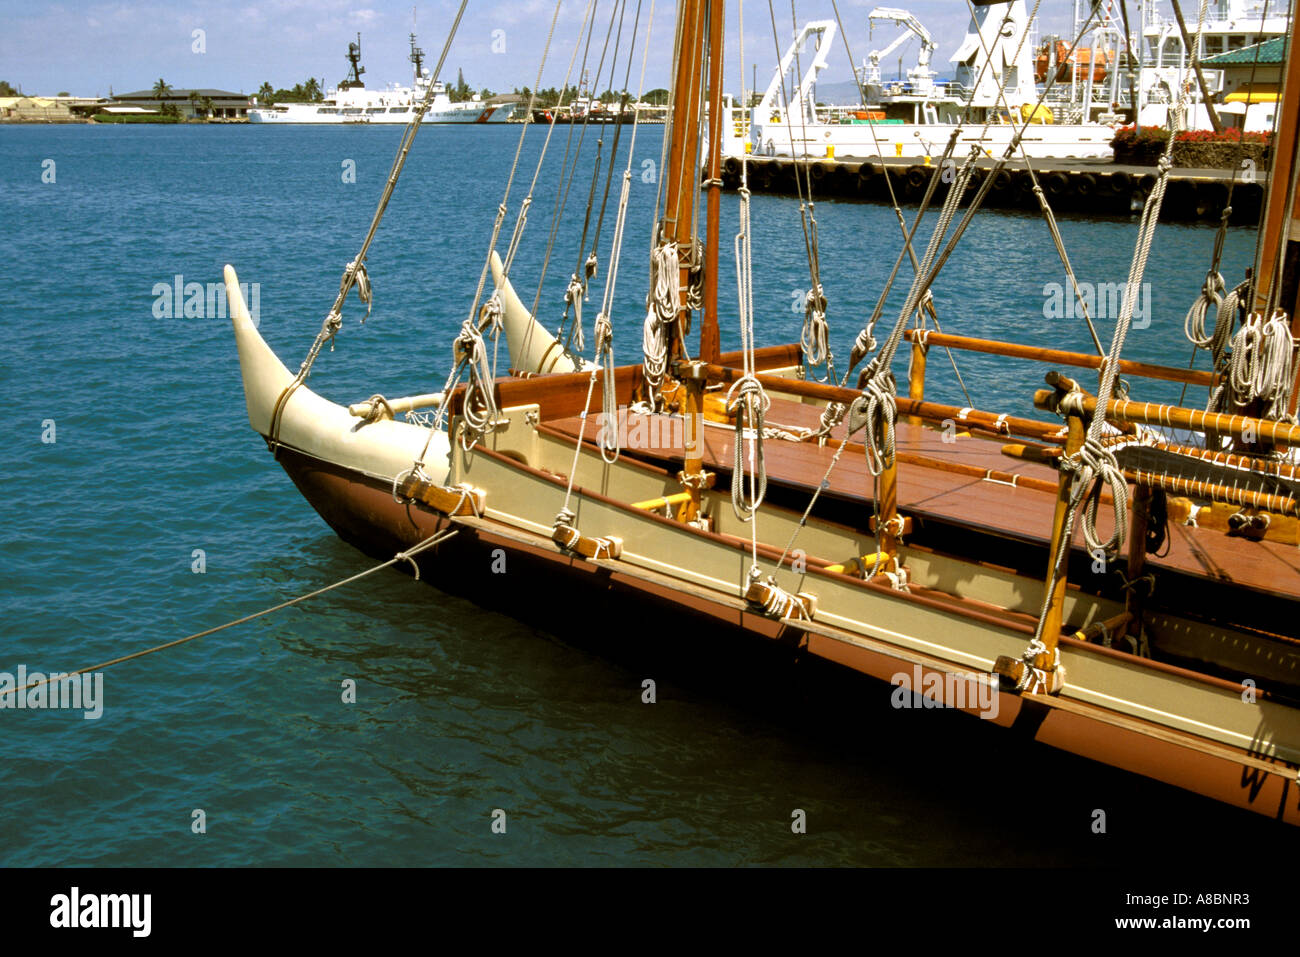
[861,7,937,95]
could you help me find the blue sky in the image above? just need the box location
[0,0,1076,97]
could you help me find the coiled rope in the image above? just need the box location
[642,239,679,396]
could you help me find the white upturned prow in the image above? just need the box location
[492,251,595,376]
[225,264,294,435]
[223,264,451,485]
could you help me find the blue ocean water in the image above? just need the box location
[1,123,1293,866]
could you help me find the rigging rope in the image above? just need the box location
[1022,0,1214,672]
[267,0,469,448]
[1,529,458,701]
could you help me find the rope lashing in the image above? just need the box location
[801,283,831,370]
[1010,637,1061,694]
[345,259,373,323]
[852,364,899,476]
[565,273,587,352]
[453,307,500,448]
[745,566,812,621]
[813,400,848,445]
[1185,269,1226,349]
[359,393,394,425]
[848,325,878,371]
[594,310,620,462]
[1061,439,1130,558]
[726,376,770,520]
[684,238,705,313]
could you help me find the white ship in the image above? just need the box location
[249,34,516,125]
[733,5,1120,161]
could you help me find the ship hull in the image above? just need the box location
[741,120,1117,161]
[248,104,507,124]
[272,437,1300,825]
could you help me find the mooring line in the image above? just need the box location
[3,529,459,699]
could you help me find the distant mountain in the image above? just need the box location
[811,79,863,104]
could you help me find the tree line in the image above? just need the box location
[511,85,670,107]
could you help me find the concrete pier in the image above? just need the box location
[719,155,1266,224]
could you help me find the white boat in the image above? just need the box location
[730,5,1120,161]
[249,34,516,125]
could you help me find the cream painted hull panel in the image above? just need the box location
[490,251,594,375]
[223,264,450,485]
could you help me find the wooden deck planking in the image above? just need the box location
[546,398,1300,602]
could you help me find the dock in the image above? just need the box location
[719,155,1266,224]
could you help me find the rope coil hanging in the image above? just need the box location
[642,239,679,396]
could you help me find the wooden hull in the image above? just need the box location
[270,436,1300,824]
[226,263,1300,826]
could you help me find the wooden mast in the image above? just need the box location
[700,0,725,364]
[659,0,717,524]
[660,0,705,360]
[1252,3,1300,323]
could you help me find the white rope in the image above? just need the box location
[729,177,770,585]
[1185,270,1226,349]
[1224,310,1296,421]
[642,240,679,395]
[453,306,501,449]
[801,284,831,369]
[1027,0,1213,656]
[564,273,587,352]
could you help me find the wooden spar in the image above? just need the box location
[1123,466,1300,516]
[905,338,927,427]
[661,0,704,347]
[874,457,902,571]
[902,330,1218,388]
[1040,411,1085,665]
[1000,439,1300,516]
[1253,5,1300,323]
[1071,611,1134,646]
[703,363,1066,440]
[699,0,723,365]
[1031,388,1300,448]
[1126,485,1153,641]
[1148,441,1300,480]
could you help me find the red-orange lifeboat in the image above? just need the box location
[1034,40,1110,84]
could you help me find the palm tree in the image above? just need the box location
[304,77,321,102]
[201,96,214,119]
[188,90,201,119]
[257,82,274,105]
[151,77,172,106]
